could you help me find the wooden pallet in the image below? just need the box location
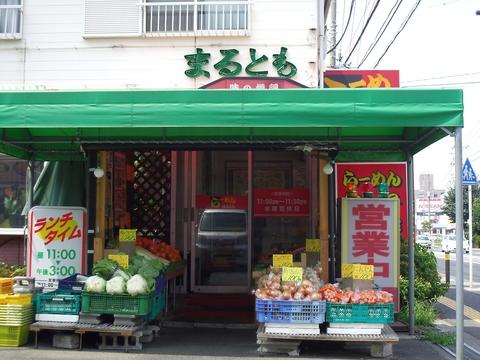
[257,324,399,358]
[30,321,145,351]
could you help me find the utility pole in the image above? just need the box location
[328,0,337,68]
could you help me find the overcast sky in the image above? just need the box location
[332,0,480,190]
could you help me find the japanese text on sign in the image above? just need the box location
[336,162,407,239]
[119,229,137,243]
[342,264,374,280]
[108,254,129,269]
[341,198,399,311]
[254,188,309,217]
[306,239,321,252]
[282,267,303,282]
[324,70,399,88]
[184,47,297,79]
[273,254,293,268]
[28,206,86,290]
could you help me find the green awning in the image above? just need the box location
[0,88,463,160]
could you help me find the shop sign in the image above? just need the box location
[201,77,306,90]
[335,162,407,239]
[119,229,137,242]
[196,195,248,209]
[254,188,309,217]
[28,206,86,290]
[415,197,444,213]
[273,254,293,268]
[184,47,297,79]
[282,267,303,282]
[341,198,400,311]
[324,70,399,88]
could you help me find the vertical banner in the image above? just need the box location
[28,206,87,290]
[341,198,400,311]
[335,162,408,239]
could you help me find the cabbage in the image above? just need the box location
[106,276,126,295]
[126,274,149,296]
[85,275,106,293]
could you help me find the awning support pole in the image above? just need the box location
[455,127,464,359]
[25,160,34,267]
[407,153,415,335]
[328,167,336,282]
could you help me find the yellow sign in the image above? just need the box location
[119,229,137,243]
[272,254,293,268]
[282,267,303,282]
[445,252,450,261]
[108,254,129,269]
[306,239,321,252]
[342,264,374,280]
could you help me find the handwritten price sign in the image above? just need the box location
[342,264,374,280]
[306,239,321,252]
[282,267,303,282]
[108,254,129,269]
[119,229,137,243]
[272,254,293,268]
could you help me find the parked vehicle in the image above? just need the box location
[441,234,470,253]
[416,234,432,249]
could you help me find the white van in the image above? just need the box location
[441,234,470,253]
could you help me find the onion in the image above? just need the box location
[293,292,304,300]
[271,281,281,290]
[304,295,312,301]
[282,290,292,300]
[301,280,313,288]
[311,293,321,301]
[303,286,314,296]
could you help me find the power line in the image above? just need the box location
[402,71,480,83]
[373,0,423,68]
[403,80,480,87]
[357,0,403,68]
[327,0,356,55]
[344,0,381,65]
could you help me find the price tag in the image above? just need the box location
[272,254,293,268]
[342,264,353,278]
[108,254,129,269]
[282,267,303,282]
[353,264,374,280]
[119,229,137,243]
[306,239,321,252]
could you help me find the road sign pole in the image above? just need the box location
[468,185,473,289]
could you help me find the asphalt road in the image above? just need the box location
[434,248,480,288]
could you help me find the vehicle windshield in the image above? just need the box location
[199,212,246,232]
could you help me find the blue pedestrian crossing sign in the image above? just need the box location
[462,158,477,185]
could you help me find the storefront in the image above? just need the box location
[0,88,464,296]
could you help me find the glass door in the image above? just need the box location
[191,151,251,293]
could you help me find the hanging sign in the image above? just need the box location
[108,254,129,269]
[254,188,309,217]
[28,206,86,290]
[273,254,293,268]
[282,267,303,282]
[306,239,321,252]
[119,229,137,242]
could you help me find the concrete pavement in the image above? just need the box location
[0,325,456,360]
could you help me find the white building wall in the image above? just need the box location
[0,0,320,90]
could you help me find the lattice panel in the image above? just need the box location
[132,151,171,240]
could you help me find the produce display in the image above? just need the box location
[136,237,182,262]
[85,256,166,296]
[254,268,392,305]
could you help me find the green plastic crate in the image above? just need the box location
[36,292,81,315]
[81,292,153,315]
[326,303,394,323]
[146,290,166,321]
[0,324,30,347]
